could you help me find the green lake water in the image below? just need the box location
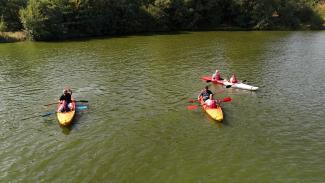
[0,31,325,183]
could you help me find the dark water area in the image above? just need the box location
[0,31,324,183]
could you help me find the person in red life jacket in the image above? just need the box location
[58,89,73,112]
[212,70,220,81]
[212,69,224,81]
[204,93,221,108]
[229,73,238,83]
[198,86,213,102]
[205,97,218,108]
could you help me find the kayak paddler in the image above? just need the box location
[198,86,213,102]
[229,73,238,83]
[212,70,224,81]
[198,86,219,108]
[58,89,73,112]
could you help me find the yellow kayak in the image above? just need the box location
[199,98,223,122]
[56,98,76,126]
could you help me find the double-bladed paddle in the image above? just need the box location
[187,105,199,110]
[189,97,232,103]
[44,100,88,106]
[22,105,89,120]
[21,112,56,120]
[187,97,232,110]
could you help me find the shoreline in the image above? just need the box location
[0,31,26,43]
[1,27,324,43]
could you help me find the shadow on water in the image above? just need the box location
[209,120,224,128]
[60,124,72,135]
[37,31,190,43]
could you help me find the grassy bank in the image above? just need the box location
[0,31,26,43]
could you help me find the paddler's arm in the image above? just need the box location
[197,91,202,100]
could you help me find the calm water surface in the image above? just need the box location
[0,31,325,183]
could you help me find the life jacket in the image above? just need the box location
[212,71,220,80]
[215,73,220,80]
[206,99,217,108]
[230,74,238,83]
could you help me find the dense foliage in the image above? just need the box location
[0,0,27,31]
[1,0,324,40]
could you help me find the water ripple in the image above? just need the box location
[1,31,325,182]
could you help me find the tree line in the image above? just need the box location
[0,0,324,40]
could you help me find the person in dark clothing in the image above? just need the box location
[58,89,72,112]
[198,86,213,102]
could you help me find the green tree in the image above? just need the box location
[17,0,324,40]
[184,0,238,29]
[234,0,277,29]
[0,15,8,31]
[0,0,27,31]
[20,0,65,40]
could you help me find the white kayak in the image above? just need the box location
[222,80,259,91]
[202,76,259,91]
